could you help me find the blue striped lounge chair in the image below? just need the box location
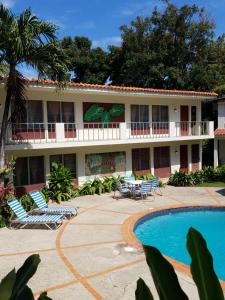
[30,190,78,219]
[7,199,63,230]
[134,181,152,200]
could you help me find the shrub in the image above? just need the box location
[135,174,154,181]
[168,171,192,186]
[47,162,74,203]
[136,228,224,300]
[77,176,124,196]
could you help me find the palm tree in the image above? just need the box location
[0,5,68,169]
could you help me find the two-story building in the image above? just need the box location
[214,96,225,166]
[0,79,216,194]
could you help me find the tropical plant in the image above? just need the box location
[0,5,68,170]
[0,254,52,299]
[19,193,34,212]
[136,227,224,300]
[47,162,73,202]
[168,171,192,186]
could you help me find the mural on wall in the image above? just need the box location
[83,102,125,125]
[85,152,126,176]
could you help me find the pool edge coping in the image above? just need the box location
[121,203,225,291]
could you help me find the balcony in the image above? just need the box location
[5,121,214,150]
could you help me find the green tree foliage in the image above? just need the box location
[59,36,111,84]
[109,3,225,91]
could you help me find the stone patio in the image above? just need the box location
[0,186,225,300]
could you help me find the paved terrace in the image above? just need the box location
[0,186,225,300]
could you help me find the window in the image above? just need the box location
[14,156,44,186]
[131,105,149,123]
[12,100,43,123]
[152,105,168,123]
[47,101,74,123]
[50,154,76,178]
[27,101,43,123]
[132,148,150,174]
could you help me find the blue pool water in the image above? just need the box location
[134,207,225,280]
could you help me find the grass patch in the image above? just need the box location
[195,181,225,187]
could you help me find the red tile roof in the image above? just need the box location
[0,76,218,97]
[215,129,225,136]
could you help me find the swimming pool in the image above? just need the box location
[134,206,225,280]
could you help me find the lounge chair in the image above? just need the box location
[30,190,78,219]
[115,180,131,199]
[134,181,152,200]
[7,199,63,230]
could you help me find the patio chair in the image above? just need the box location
[134,181,152,200]
[124,174,135,189]
[7,199,63,230]
[115,180,131,199]
[124,174,135,182]
[30,190,78,219]
[151,177,162,196]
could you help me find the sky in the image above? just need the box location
[1,0,225,78]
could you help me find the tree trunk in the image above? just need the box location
[0,66,15,169]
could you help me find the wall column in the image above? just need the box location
[75,102,83,124]
[125,103,130,123]
[170,144,180,173]
[150,147,154,175]
[126,148,132,175]
[199,141,202,170]
[43,101,48,140]
[188,144,192,172]
[44,155,50,185]
[214,138,219,167]
[76,151,86,185]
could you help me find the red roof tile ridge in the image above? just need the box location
[0,76,217,96]
[215,128,225,135]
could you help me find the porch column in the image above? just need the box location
[150,147,154,175]
[43,101,48,140]
[77,151,86,185]
[44,155,50,185]
[125,148,132,175]
[188,144,192,172]
[214,138,219,167]
[199,141,202,170]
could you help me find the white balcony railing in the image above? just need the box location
[5,121,213,145]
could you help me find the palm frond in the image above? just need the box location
[8,70,27,122]
[26,43,69,81]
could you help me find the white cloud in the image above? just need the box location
[92,36,122,49]
[0,0,15,8]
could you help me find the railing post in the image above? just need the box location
[169,122,176,137]
[208,121,214,137]
[55,123,65,142]
[120,123,128,140]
